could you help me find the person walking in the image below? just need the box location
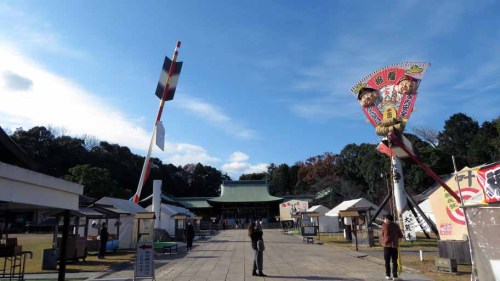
[98,222,109,259]
[248,221,266,277]
[186,221,195,251]
[380,214,403,280]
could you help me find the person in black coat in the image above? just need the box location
[248,221,266,277]
[98,222,109,259]
[186,221,195,251]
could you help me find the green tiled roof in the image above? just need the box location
[175,197,214,208]
[208,180,282,203]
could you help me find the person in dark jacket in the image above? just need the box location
[380,214,403,280]
[98,222,109,259]
[186,221,195,251]
[248,221,266,277]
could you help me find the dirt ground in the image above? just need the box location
[320,234,472,281]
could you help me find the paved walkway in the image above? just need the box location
[86,229,431,281]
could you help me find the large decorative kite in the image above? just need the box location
[350,62,430,136]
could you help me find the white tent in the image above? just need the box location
[325,198,386,231]
[146,203,195,236]
[306,205,338,233]
[95,197,146,249]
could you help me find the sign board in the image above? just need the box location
[279,200,309,221]
[402,212,417,241]
[134,242,154,280]
[429,166,482,240]
[301,226,317,236]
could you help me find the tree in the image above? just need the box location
[65,164,121,198]
[268,164,291,196]
[295,153,340,205]
[437,113,479,168]
[239,173,267,180]
[46,135,87,177]
[411,126,439,148]
[467,121,499,166]
[11,126,55,172]
[88,141,143,198]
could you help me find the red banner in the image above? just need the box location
[476,162,500,203]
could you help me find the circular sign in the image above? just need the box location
[446,187,479,225]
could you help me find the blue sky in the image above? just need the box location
[0,1,499,179]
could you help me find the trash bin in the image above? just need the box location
[42,248,57,270]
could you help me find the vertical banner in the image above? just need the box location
[402,212,417,241]
[392,156,407,213]
[476,162,500,203]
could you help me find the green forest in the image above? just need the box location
[6,113,499,208]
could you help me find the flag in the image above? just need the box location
[377,141,393,157]
[155,56,183,101]
[155,121,165,151]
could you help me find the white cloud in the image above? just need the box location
[0,46,150,149]
[177,96,258,140]
[162,143,220,167]
[228,151,249,162]
[0,46,223,170]
[222,152,268,179]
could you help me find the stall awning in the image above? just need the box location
[0,162,83,211]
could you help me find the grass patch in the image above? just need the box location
[23,279,87,281]
[317,232,472,281]
[7,234,135,274]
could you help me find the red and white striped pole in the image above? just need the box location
[132,41,181,204]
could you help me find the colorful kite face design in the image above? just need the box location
[350,62,430,136]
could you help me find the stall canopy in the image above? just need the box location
[0,162,83,212]
[0,126,83,281]
[95,197,146,249]
[326,198,386,231]
[146,203,195,236]
[306,205,338,233]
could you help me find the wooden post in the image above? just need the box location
[58,210,70,281]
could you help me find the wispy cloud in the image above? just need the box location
[0,46,149,148]
[0,3,89,60]
[2,71,33,91]
[0,46,221,168]
[177,96,258,140]
[221,151,268,179]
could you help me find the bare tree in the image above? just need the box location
[47,125,69,137]
[411,126,439,148]
[81,134,100,151]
